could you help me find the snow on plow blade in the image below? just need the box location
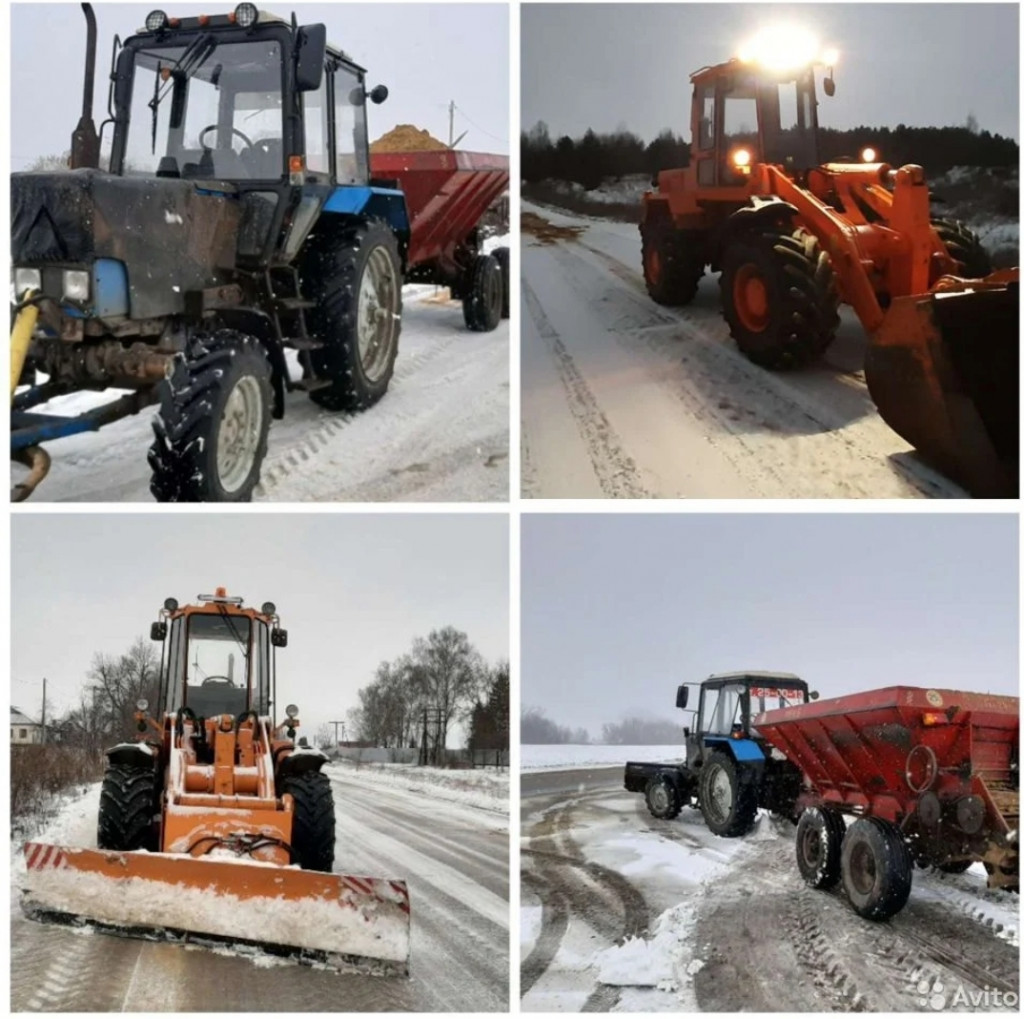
[864,272,1019,498]
[21,842,411,973]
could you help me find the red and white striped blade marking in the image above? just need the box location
[24,843,70,872]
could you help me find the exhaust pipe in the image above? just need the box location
[70,2,100,169]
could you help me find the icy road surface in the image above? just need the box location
[11,765,509,1012]
[520,203,966,499]
[520,767,1018,1012]
[14,289,509,503]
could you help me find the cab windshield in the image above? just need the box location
[183,613,251,716]
[748,684,806,736]
[124,36,284,180]
[759,71,818,170]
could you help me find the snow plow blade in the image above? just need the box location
[21,842,411,974]
[864,272,1019,498]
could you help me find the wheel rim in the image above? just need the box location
[733,264,770,332]
[800,825,822,867]
[217,375,263,493]
[848,841,877,895]
[357,246,399,383]
[706,766,733,822]
[651,783,669,813]
[646,247,662,284]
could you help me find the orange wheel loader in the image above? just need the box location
[20,589,411,973]
[640,33,1018,497]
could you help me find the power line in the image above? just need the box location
[453,103,507,146]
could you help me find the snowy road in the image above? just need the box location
[520,203,966,499]
[13,291,509,503]
[520,766,1018,1012]
[11,766,509,1012]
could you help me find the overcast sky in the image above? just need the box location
[10,2,508,171]
[522,514,1018,737]
[12,513,508,744]
[522,3,1019,143]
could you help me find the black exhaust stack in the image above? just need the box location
[70,2,100,169]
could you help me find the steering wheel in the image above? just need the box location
[198,124,254,150]
[201,674,235,687]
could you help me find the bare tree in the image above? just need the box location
[408,627,487,749]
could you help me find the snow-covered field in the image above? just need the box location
[13,286,509,503]
[522,744,681,772]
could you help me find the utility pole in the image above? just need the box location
[40,677,46,745]
[448,100,455,147]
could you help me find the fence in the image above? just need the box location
[331,746,508,768]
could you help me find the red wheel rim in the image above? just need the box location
[733,264,770,332]
[646,247,662,284]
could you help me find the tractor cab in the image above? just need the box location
[677,671,813,770]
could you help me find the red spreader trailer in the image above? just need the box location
[371,150,509,331]
[756,686,1019,919]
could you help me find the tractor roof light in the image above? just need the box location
[261,601,277,616]
[164,597,178,612]
[285,704,300,719]
[234,3,259,27]
[145,10,169,32]
[137,698,149,712]
[737,26,838,72]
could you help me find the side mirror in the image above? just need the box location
[683,726,690,739]
[151,621,167,641]
[272,628,288,648]
[294,24,326,92]
[823,76,836,97]
[676,685,689,709]
[369,84,389,105]
[809,690,820,701]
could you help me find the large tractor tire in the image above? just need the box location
[645,775,683,820]
[97,762,159,852]
[640,224,704,306]
[148,329,272,502]
[492,246,511,319]
[698,750,758,837]
[840,817,913,920]
[283,770,336,872]
[302,219,403,411]
[932,218,993,279]
[462,253,504,332]
[795,807,846,889]
[720,226,840,369]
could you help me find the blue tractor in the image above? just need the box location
[12,4,412,501]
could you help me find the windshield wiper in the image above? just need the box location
[147,32,216,154]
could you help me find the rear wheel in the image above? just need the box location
[840,817,913,919]
[492,246,511,319]
[698,751,758,837]
[720,227,840,369]
[148,329,272,502]
[462,253,504,331]
[932,218,992,278]
[795,807,846,889]
[97,762,159,852]
[302,219,403,411]
[645,775,683,820]
[640,223,704,306]
[283,770,335,872]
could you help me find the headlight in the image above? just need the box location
[14,268,41,300]
[261,601,277,615]
[137,698,149,711]
[860,147,877,163]
[285,704,299,719]
[732,148,752,167]
[62,269,90,302]
[164,597,178,611]
[145,10,168,32]
[234,3,259,27]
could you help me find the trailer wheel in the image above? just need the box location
[720,227,840,369]
[699,751,758,837]
[645,776,683,820]
[283,770,335,872]
[932,219,992,279]
[795,808,846,889]
[840,817,913,920]
[462,253,503,332]
[640,224,704,306]
[97,762,159,852]
[302,219,403,412]
[492,246,511,319]
[148,329,272,502]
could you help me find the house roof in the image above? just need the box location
[11,706,40,726]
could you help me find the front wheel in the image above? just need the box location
[282,770,336,872]
[97,762,159,852]
[640,223,704,306]
[148,329,272,502]
[645,775,683,819]
[932,218,992,279]
[302,219,404,412]
[720,227,840,369]
[698,750,758,837]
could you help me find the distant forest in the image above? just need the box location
[521,706,685,746]
[522,120,1019,191]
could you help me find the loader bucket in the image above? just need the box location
[21,842,411,974]
[864,274,1019,497]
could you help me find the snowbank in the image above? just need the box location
[522,744,683,772]
[325,760,508,815]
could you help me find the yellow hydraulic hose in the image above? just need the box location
[11,294,39,401]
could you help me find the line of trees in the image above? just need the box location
[522,119,1019,190]
[348,626,509,754]
[521,707,686,745]
[521,706,589,745]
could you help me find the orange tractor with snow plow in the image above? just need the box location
[640,36,1018,497]
[21,589,410,972]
